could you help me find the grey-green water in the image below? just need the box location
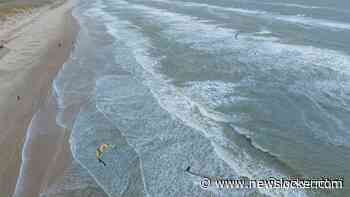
[50,0,350,196]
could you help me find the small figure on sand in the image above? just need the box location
[58,42,62,47]
[17,96,21,101]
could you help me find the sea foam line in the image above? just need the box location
[147,0,350,31]
[97,1,309,196]
[118,0,350,76]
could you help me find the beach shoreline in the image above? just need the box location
[0,0,78,196]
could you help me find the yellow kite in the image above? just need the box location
[96,143,112,166]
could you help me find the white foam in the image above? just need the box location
[117,0,350,76]
[258,2,326,10]
[95,1,309,196]
[149,0,350,31]
[54,0,350,196]
[106,0,350,152]
[13,113,37,197]
[288,80,350,147]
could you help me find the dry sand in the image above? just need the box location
[0,0,78,196]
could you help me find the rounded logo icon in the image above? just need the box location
[200,177,211,189]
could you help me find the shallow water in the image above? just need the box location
[52,0,350,196]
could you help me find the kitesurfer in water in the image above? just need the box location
[96,143,112,166]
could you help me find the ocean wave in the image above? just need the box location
[116,0,350,76]
[147,0,350,31]
[93,1,310,196]
[51,0,350,196]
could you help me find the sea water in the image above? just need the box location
[51,0,350,196]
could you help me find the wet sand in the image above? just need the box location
[0,0,78,196]
[14,93,74,197]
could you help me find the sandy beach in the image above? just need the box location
[0,0,78,196]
